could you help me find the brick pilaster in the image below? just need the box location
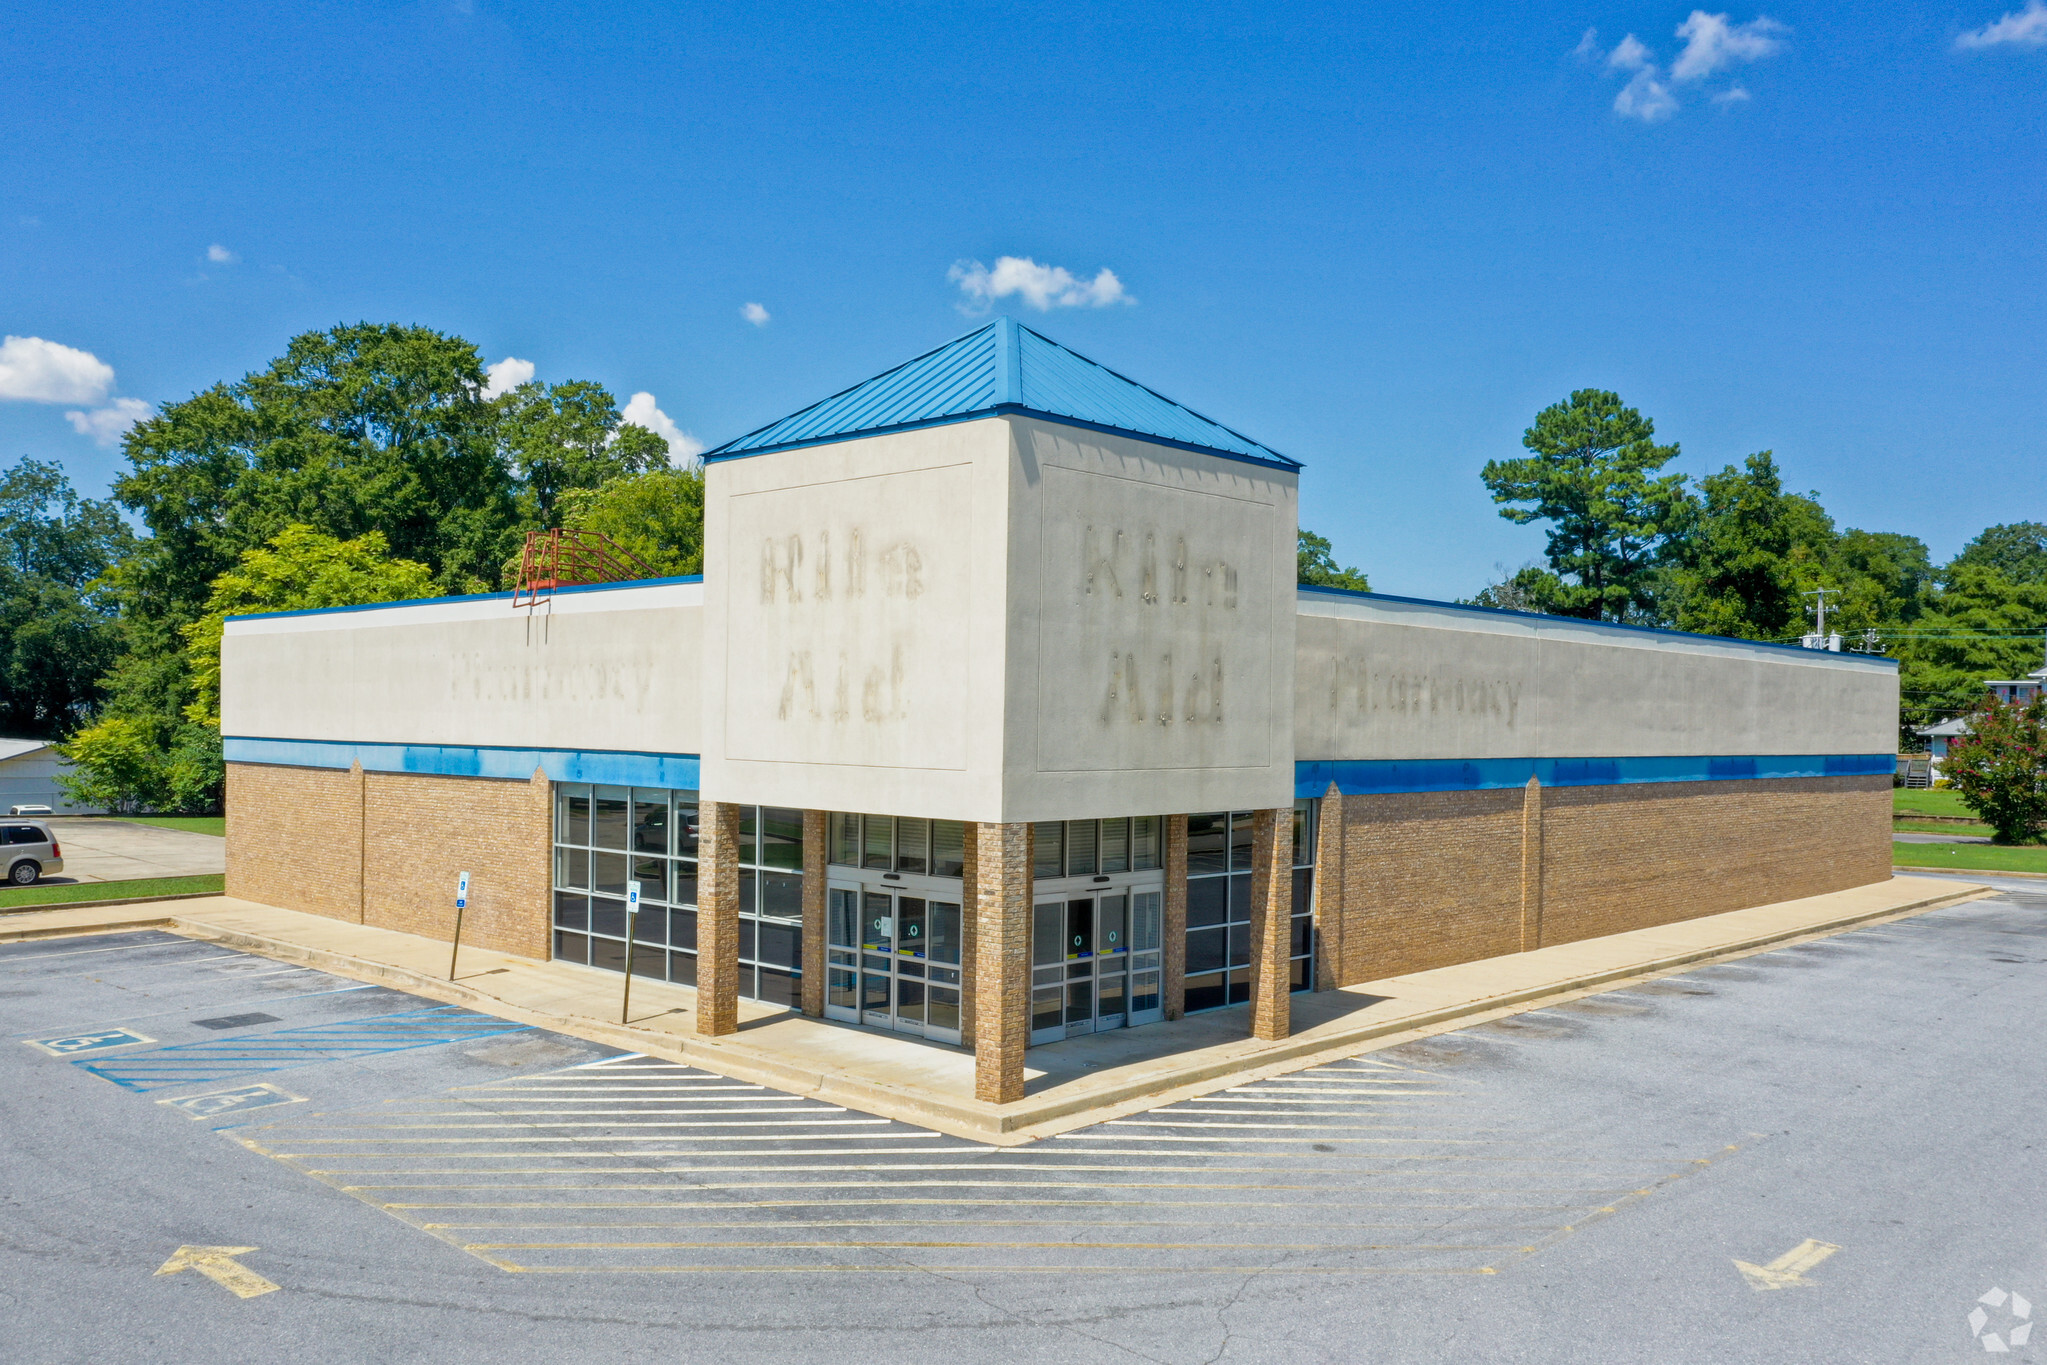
[1248,806,1292,1041]
[1313,785,1344,990]
[1520,777,1544,953]
[801,809,827,1017]
[696,800,743,1036]
[959,823,979,1049]
[972,821,1030,1104]
[1163,814,1188,1020]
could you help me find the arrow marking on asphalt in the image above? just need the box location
[1732,1238,1840,1291]
[154,1245,279,1298]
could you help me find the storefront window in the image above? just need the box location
[1183,801,1316,1011]
[550,785,803,1007]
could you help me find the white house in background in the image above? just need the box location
[0,739,101,815]
[1913,660,2047,780]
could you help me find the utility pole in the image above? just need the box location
[1801,588,1841,651]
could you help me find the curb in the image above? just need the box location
[1,891,225,919]
[150,878,1990,1144]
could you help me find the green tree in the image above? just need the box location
[181,524,437,727]
[1667,453,1836,640]
[1481,390,1691,623]
[0,459,134,737]
[1297,529,1370,591]
[554,468,707,576]
[1944,694,2047,843]
[1951,522,2047,585]
[1893,564,2047,735]
[498,380,670,527]
[107,324,518,734]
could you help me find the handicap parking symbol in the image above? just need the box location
[157,1084,305,1120]
[25,1027,156,1056]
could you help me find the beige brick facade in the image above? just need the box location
[224,760,551,959]
[1162,814,1188,1020]
[695,800,743,1036]
[1320,773,1892,985]
[972,822,1031,1104]
[1247,806,1291,1041]
[800,809,827,1018]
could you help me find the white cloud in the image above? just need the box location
[1607,33,1654,70]
[1590,12,1783,122]
[1614,67,1680,120]
[206,243,239,264]
[1957,0,2047,48]
[64,397,153,448]
[620,391,705,467]
[1671,11,1787,81]
[482,356,535,400]
[948,256,1134,313]
[740,302,771,326]
[0,335,115,404]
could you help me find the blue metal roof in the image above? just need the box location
[704,317,1299,470]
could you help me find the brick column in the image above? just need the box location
[959,823,979,1049]
[971,821,1031,1104]
[1313,785,1344,990]
[800,810,827,1017]
[1519,777,1544,953]
[695,800,743,1036]
[1163,814,1188,1020]
[1248,806,1292,1041]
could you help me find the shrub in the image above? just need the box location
[1944,695,2047,843]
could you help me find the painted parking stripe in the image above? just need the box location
[233,1054,1733,1277]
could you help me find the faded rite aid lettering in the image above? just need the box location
[763,527,926,726]
[1083,524,1238,730]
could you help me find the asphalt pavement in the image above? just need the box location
[38,819,226,883]
[1,879,2042,1363]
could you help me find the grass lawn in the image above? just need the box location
[1892,789,1973,819]
[1894,817,1995,835]
[1892,841,2047,874]
[115,815,225,836]
[0,873,224,911]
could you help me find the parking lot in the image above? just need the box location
[2,878,2043,1362]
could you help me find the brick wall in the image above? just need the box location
[224,761,552,960]
[225,761,366,923]
[1325,774,1892,986]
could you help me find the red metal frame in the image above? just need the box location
[512,528,659,608]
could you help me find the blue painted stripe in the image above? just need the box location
[1295,753,1895,798]
[225,574,704,624]
[76,1006,531,1092]
[224,736,700,789]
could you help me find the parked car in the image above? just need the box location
[8,804,54,816]
[3,820,61,884]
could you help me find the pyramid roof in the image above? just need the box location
[704,317,1297,470]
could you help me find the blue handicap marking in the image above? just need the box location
[25,1027,156,1056]
[75,1004,532,1091]
[157,1083,305,1121]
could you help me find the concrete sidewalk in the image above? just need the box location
[0,874,1987,1143]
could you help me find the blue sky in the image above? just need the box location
[2,0,2041,598]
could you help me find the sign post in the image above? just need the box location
[621,880,641,1024]
[448,871,471,980]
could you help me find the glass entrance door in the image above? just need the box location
[823,884,962,1045]
[1030,888,1163,1045]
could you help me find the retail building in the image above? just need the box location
[220,319,1898,1101]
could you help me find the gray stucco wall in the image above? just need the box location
[1294,592,1897,761]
